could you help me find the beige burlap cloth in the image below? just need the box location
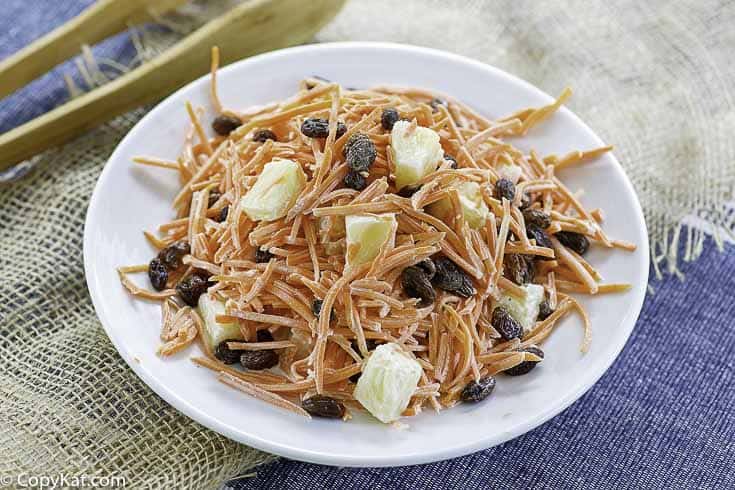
[1,0,733,487]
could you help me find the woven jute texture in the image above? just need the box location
[1,0,733,488]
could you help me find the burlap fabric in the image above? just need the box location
[1,0,733,488]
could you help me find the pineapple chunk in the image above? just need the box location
[390,120,443,189]
[197,294,243,349]
[354,343,422,423]
[497,162,522,183]
[427,180,490,229]
[497,283,545,332]
[345,213,396,267]
[240,158,306,222]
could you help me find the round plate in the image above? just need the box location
[84,42,648,467]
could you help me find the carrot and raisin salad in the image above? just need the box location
[119,48,635,423]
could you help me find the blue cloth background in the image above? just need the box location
[2,2,733,489]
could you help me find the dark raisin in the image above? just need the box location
[217,206,229,223]
[538,300,554,321]
[344,133,376,172]
[312,299,336,322]
[257,329,274,342]
[214,339,242,364]
[302,395,346,418]
[254,248,273,263]
[344,171,367,190]
[460,376,496,403]
[495,178,516,202]
[157,241,190,270]
[240,350,279,370]
[444,154,458,169]
[148,258,168,291]
[522,209,551,229]
[212,115,242,136]
[208,190,222,208]
[301,118,347,138]
[555,231,590,255]
[416,258,436,280]
[526,224,554,255]
[432,257,476,298]
[503,253,535,285]
[381,108,400,130]
[430,98,447,112]
[397,184,421,197]
[401,266,436,307]
[504,346,544,376]
[176,272,209,306]
[492,307,523,340]
[253,129,277,142]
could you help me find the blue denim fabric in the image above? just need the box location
[3,3,733,489]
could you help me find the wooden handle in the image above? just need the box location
[0,0,346,171]
[0,0,187,100]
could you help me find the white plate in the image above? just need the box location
[84,42,649,467]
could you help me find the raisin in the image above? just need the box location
[416,258,436,280]
[254,248,273,263]
[429,98,447,112]
[522,209,551,229]
[526,224,554,256]
[302,395,346,418]
[176,272,209,306]
[148,258,168,291]
[312,299,336,322]
[444,154,458,169]
[401,266,436,307]
[381,108,400,130]
[240,350,279,370]
[343,171,367,190]
[397,184,421,197]
[555,231,590,255]
[253,129,277,142]
[495,178,516,202]
[217,206,229,223]
[503,253,535,285]
[301,118,347,138]
[208,190,222,208]
[492,307,523,340]
[257,329,274,342]
[212,115,242,136]
[504,346,544,376]
[432,257,476,298]
[157,241,190,270]
[214,339,241,364]
[343,133,376,172]
[537,300,554,321]
[460,376,496,403]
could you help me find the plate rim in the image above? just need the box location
[83,41,650,467]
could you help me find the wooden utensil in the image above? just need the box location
[0,0,346,171]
